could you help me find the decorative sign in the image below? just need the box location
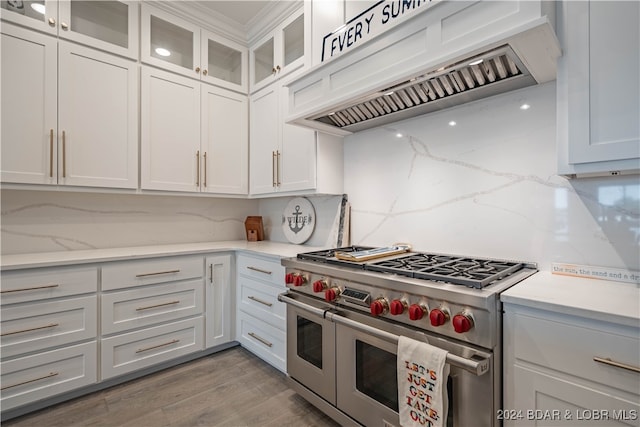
[551,263,640,284]
[282,197,316,244]
[322,0,439,62]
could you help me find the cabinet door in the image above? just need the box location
[564,1,639,166]
[205,254,232,348]
[249,85,279,195]
[140,4,201,79]
[1,24,57,185]
[141,66,201,192]
[278,8,307,78]
[201,85,248,195]
[58,41,138,189]
[57,0,138,59]
[250,33,276,92]
[0,0,58,35]
[279,83,317,192]
[201,30,247,92]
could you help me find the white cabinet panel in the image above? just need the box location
[205,254,232,348]
[58,41,138,189]
[0,342,98,412]
[101,255,203,291]
[249,84,280,195]
[237,310,286,373]
[0,25,57,185]
[141,66,201,192]
[237,276,285,330]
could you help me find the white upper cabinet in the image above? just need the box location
[1,23,137,189]
[250,7,308,92]
[141,4,248,92]
[0,1,138,58]
[557,0,640,177]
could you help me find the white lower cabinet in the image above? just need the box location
[503,304,640,426]
[235,253,287,372]
[205,254,233,348]
[0,342,98,412]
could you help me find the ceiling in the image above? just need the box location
[193,0,275,26]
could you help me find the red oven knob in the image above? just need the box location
[325,288,339,302]
[429,308,448,327]
[453,313,474,333]
[370,299,389,316]
[408,304,426,321]
[285,273,294,284]
[293,274,306,287]
[312,280,327,293]
[389,300,405,315]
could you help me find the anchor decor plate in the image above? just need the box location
[282,197,316,244]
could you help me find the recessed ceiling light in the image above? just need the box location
[396,133,403,138]
[520,103,531,110]
[155,47,171,57]
[448,121,457,127]
[31,3,46,14]
[468,59,483,66]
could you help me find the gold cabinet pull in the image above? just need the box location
[246,266,272,275]
[195,67,200,73]
[272,151,277,187]
[1,323,59,337]
[1,372,59,391]
[209,264,213,284]
[196,150,200,186]
[203,69,208,76]
[276,65,281,73]
[248,332,272,347]
[248,296,273,307]
[276,150,281,186]
[60,22,69,30]
[593,356,640,374]
[48,17,56,26]
[62,130,66,178]
[1,284,59,294]
[49,129,54,178]
[136,339,180,353]
[135,300,180,311]
[135,269,180,278]
[203,152,207,188]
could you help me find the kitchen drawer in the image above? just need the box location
[512,312,640,396]
[102,256,203,291]
[0,341,98,411]
[237,311,286,373]
[101,279,204,335]
[236,254,285,286]
[1,296,97,359]
[237,276,285,329]
[101,317,204,380]
[1,266,97,305]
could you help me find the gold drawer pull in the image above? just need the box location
[135,269,180,278]
[593,356,640,374]
[248,296,273,307]
[136,300,180,311]
[1,284,59,294]
[1,323,59,337]
[246,266,272,275]
[135,339,180,354]
[1,372,59,391]
[248,332,273,348]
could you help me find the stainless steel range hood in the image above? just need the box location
[285,0,561,136]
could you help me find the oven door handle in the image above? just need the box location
[278,292,331,318]
[326,309,490,377]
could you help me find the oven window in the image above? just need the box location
[355,340,399,412]
[296,315,322,369]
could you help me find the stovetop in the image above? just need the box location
[297,246,534,289]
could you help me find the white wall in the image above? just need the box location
[344,82,640,272]
[0,190,258,254]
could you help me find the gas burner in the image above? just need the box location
[365,253,457,278]
[414,258,523,288]
[297,246,374,263]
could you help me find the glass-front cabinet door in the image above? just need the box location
[0,0,58,35]
[141,4,200,79]
[250,7,307,92]
[201,30,247,92]
[58,0,138,59]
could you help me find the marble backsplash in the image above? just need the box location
[0,190,258,254]
[343,82,640,272]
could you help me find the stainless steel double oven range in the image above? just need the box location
[278,246,537,427]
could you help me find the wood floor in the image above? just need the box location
[3,346,341,427]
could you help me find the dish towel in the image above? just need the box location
[397,336,450,427]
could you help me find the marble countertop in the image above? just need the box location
[501,271,640,328]
[0,241,325,271]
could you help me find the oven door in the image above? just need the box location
[332,308,495,427]
[284,293,336,405]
